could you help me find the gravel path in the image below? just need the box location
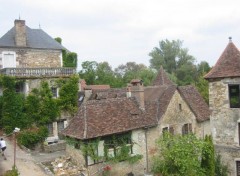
[0,137,66,176]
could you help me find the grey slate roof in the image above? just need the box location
[0,26,65,50]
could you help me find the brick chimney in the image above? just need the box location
[14,19,27,47]
[129,79,145,110]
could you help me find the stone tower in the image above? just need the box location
[205,38,240,176]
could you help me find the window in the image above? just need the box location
[57,120,65,133]
[239,123,240,146]
[47,123,53,136]
[162,126,174,135]
[2,52,16,68]
[104,132,132,161]
[182,123,192,135]
[237,161,240,176]
[179,104,182,111]
[229,85,240,108]
[51,87,58,98]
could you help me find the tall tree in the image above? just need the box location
[149,39,198,86]
[79,61,98,85]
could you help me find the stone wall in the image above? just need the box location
[0,48,62,68]
[209,78,240,145]
[65,127,159,176]
[44,140,66,152]
[160,91,210,138]
[209,78,240,176]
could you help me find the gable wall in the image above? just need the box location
[0,48,61,68]
[160,90,209,138]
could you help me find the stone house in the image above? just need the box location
[62,67,210,176]
[0,19,76,138]
[205,38,240,176]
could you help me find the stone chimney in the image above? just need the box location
[129,79,145,110]
[14,19,27,47]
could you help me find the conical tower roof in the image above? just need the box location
[205,39,240,79]
[152,66,174,86]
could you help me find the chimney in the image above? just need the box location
[14,19,27,47]
[130,79,145,110]
[126,86,132,98]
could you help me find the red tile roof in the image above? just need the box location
[205,41,240,79]
[152,66,175,86]
[178,85,210,122]
[62,97,158,139]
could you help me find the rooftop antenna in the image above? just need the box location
[39,23,41,29]
[19,14,21,20]
[229,36,232,42]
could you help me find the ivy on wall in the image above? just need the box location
[66,132,143,165]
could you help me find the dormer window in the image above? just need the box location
[2,51,16,68]
[229,85,240,108]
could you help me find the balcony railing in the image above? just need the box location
[0,67,76,78]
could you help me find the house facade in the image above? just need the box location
[62,67,210,175]
[0,19,76,138]
[205,39,240,176]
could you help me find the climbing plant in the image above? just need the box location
[57,75,79,115]
[1,76,26,134]
[66,132,143,165]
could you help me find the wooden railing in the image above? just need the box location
[0,67,76,78]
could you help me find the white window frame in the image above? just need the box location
[2,51,16,68]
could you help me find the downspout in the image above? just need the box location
[144,127,149,174]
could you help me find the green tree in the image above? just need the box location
[201,135,215,176]
[149,39,198,86]
[58,75,79,115]
[152,133,206,176]
[1,76,26,134]
[55,37,77,67]
[195,61,211,103]
[79,61,98,85]
[215,153,229,176]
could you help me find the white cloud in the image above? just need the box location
[1,0,240,69]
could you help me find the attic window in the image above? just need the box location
[229,85,240,108]
[179,104,182,111]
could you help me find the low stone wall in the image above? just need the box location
[44,140,66,153]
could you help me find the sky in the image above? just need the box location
[1,0,240,70]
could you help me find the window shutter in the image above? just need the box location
[189,123,192,133]
[169,126,174,135]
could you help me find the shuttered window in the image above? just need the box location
[182,123,192,135]
[2,52,16,68]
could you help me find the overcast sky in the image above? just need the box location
[1,0,240,69]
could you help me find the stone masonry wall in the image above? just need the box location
[0,48,61,68]
[161,91,210,138]
[66,127,159,176]
[209,78,240,176]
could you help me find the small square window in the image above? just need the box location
[51,87,58,98]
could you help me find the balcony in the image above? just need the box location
[0,67,76,78]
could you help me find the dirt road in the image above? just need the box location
[0,137,65,176]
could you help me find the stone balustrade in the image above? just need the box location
[0,67,76,78]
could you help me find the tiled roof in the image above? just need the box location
[84,85,110,90]
[152,66,175,86]
[204,41,240,79]
[62,97,158,139]
[178,85,210,122]
[0,26,65,50]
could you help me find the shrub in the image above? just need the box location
[17,126,48,149]
[4,166,19,176]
